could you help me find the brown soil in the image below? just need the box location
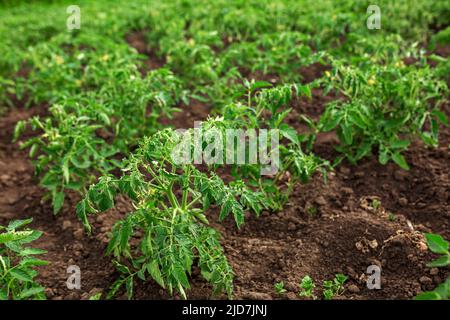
[125,31,166,74]
[159,98,212,129]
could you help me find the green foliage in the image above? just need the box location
[77,128,257,299]
[223,81,329,210]
[274,281,287,295]
[323,274,348,300]
[316,56,448,168]
[415,277,450,300]
[1,0,448,301]
[414,234,450,300]
[298,275,316,299]
[298,274,347,300]
[0,219,47,300]
[424,233,450,268]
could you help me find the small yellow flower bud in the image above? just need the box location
[55,55,64,65]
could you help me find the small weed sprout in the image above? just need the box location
[306,206,317,217]
[371,199,381,210]
[274,281,287,295]
[323,274,348,300]
[298,275,316,299]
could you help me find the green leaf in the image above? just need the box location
[113,261,130,275]
[70,156,91,169]
[378,149,389,165]
[434,278,450,299]
[10,269,33,282]
[19,287,45,299]
[390,140,410,149]
[348,112,367,129]
[7,218,33,231]
[107,278,125,300]
[76,200,91,233]
[19,248,47,256]
[120,219,132,252]
[414,291,442,300]
[250,81,272,91]
[29,144,39,158]
[391,153,409,170]
[98,189,115,212]
[0,289,8,300]
[219,198,232,221]
[340,123,353,145]
[62,160,70,184]
[40,172,58,190]
[89,293,102,300]
[65,181,83,191]
[426,255,450,268]
[0,231,32,244]
[13,120,26,142]
[431,109,448,126]
[173,264,190,289]
[425,233,449,254]
[12,230,43,245]
[321,111,341,131]
[280,124,299,144]
[20,257,48,267]
[147,261,165,288]
[232,205,244,229]
[53,192,65,215]
[125,276,134,299]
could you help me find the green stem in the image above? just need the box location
[181,166,191,210]
[167,181,179,208]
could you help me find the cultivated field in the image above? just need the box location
[0,0,449,300]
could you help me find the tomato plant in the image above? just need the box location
[0,219,47,300]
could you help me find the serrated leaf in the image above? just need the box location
[391,152,409,170]
[280,124,299,144]
[20,257,48,267]
[53,192,65,215]
[0,231,32,245]
[321,111,342,131]
[120,219,132,253]
[172,264,190,289]
[7,218,33,231]
[147,260,165,288]
[19,287,45,299]
[340,123,353,145]
[126,276,134,300]
[431,109,448,126]
[19,248,47,256]
[10,269,33,282]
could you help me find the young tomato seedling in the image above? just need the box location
[274,281,287,296]
[323,274,348,300]
[298,275,316,299]
[76,127,268,299]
